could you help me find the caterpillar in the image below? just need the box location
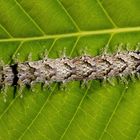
[0,50,140,90]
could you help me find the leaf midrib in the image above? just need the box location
[1,26,140,42]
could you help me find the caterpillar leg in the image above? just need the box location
[102,77,112,86]
[102,44,109,55]
[27,53,32,61]
[0,60,4,67]
[30,81,38,92]
[136,72,140,79]
[39,49,48,60]
[135,42,140,51]
[106,77,115,86]
[80,79,89,89]
[62,47,67,58]
[101,44,110,60]
[130,72,137,82]
[60,79,71,91]
[117,43,124,54]
[17,81,26,98]
[125,43,131,51]
[58,47,67,58]
[43,81,51,91]
[79,46,88,56]
[119,74,129,87]
[1,85,8,102]
[12,53,20,63]
[19,85,25,98]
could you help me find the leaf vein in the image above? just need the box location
[56,0,81,31]
[60,82,91,140]
[14,0,46,35]
[98,87,128,140]
[0,24,13,38]
[96,0,118,28]
[0,26,140,42]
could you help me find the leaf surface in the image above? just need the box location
[0,0,140,140]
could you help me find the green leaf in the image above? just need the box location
[0,0,140,140]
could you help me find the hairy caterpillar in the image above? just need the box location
[0,50,140,90]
